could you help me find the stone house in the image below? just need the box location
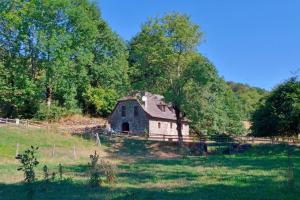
[108,92,189,136]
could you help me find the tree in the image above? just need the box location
[129,13,219,147]
[0,0,128,119]
[129,13,245,142]
[227,81,268,120]
[251,77,300,137]
[187,78,244,135]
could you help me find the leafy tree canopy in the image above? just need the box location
[129,13,244,138]
[227,81,269,120]
[0,0,128,118]
[251,77,300,137]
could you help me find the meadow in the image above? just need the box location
[0,126,299,200]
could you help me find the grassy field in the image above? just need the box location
[0,126,299,200]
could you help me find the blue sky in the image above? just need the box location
[97,0,300,90]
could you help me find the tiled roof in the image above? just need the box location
[118,92,184,121]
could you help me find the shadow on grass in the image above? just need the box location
[0,180,112,200]
[2,144,299,200]
[0,177,299,200]
[99,134,181,158]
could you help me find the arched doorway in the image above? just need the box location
[122,122,129,133]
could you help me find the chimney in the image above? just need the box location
[142,95,148,110]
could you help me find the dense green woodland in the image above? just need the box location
[0,0,298,136]
[251,77,300,137]
[0,0,129,119]
[227,81,268,119]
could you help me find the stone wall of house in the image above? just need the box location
[109,100,149,134]
[149,119,189,136]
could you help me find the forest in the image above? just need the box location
[0,0,299,136]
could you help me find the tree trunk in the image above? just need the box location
[46,86,52,109]
[174,106,184,151]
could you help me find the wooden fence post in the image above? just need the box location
[16,143,19,157]
[73,145,77,159]
[52,144,56,157]
[96,133,101,146]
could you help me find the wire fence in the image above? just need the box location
[1,117,299,146]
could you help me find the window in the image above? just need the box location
[170,122,172,129]
[158,105,166,112]
[134,106,138,116]
[158,122,161,128]
[121,105,126,117]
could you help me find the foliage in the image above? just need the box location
[34,102,81,121]
[58,163,63,180]
[129,13,244,137]
[187,78,245,135]
[83,86,118,117]
[43,165,49,181]
[227,81,268,119]
[101,160,117,184]
[251,77,300,136]
[88,151,102,187]
[15,146,39,183]
[0,0,128,119]
[88,151,116,187]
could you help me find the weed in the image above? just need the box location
[16,146,39,183]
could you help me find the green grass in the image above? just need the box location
[0,126,299,200]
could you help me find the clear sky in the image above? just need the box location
[97,0,300,90]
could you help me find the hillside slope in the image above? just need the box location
[0,126,103,183]
[227,81,269,119]
[0,126,299,200]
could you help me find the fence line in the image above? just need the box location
[147,133,300,145]
[0,117,45,128]
[1,118,299,146]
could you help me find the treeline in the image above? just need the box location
[227,82,269,119]
[0,0,129,119]
[251,77,300,137]
[0,0,267,135]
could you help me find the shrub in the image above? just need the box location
[101,160,117,184]
[88,151,117,187]
[35,102,81,121]
[51,172,56,181]
[58,163,63,180]
[83,86,118,117]
[88,151,102,187]
[16,146,39,183]
[43,165,49,181]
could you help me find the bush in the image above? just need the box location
[58,163,63,180]
[34,102,81,121]
[83,86,119,117]
[101,160,117,184]
[16,146,39,183]
[43,165,49,181]
[88,151,102,187]
[88,151,117,187]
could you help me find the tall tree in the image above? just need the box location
[129,13,245,142]
[0,0,128,118]
[129,13,216,147]
[251,77,300,137]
